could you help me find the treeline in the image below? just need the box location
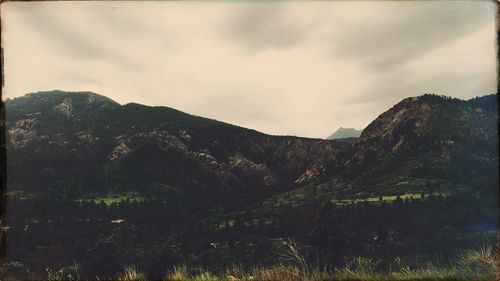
[4,190,496,279]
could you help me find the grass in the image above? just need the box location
[118,262,496,281]
[165,266,219,281]
[118,266,147,281]
[5,190,39,200]
[457,243,497,276]
[76,192,146,205]
[253,177,455,212]
[110,243,497,281]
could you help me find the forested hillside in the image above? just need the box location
[1,91,498,280]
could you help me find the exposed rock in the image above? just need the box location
[111,143,131,160]
[295,163,327,184]
[348,94,498,183]
[53,98,74,117]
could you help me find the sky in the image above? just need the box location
[1,1,497,138]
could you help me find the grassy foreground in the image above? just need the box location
[36,242,497,281]
[114,262,497,281]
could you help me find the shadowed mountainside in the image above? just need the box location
[347,95,498,192]
[5,91,498,207]
[2,91,498,279]
[6,90,352,209]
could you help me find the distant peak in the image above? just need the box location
[327,127,362,140]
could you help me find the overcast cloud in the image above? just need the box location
[1,1,497,138]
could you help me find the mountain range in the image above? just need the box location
[2,90,498,278]
[5,91,497,203]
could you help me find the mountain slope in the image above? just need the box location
[5,90,351,209]
[345,94,498,194]
[5,92,498,205]
[229,94,498,234]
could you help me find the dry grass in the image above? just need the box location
[46,242,498,281]
[458,242,496,274]
[118,265,147,281]
[165,266,190,281]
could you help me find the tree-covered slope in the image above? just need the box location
[346,94,498,192]
[5,90,350,209]
[6,92,498,203]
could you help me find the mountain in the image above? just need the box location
[236,93,498,215]
[348,94,498,192]
[5,90,352,209]
[5,91,498,203]
[326,127,362,139]
[3,91,498,278]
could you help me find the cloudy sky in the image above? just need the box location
[1,1,497,138]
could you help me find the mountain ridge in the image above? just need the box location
[5,91,497,202]
[8,90,338,141]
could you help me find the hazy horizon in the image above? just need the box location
[2,1,497,138]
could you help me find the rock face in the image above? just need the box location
[4,91,498,207]
[348,95,498,185]
[327,127,362,139]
